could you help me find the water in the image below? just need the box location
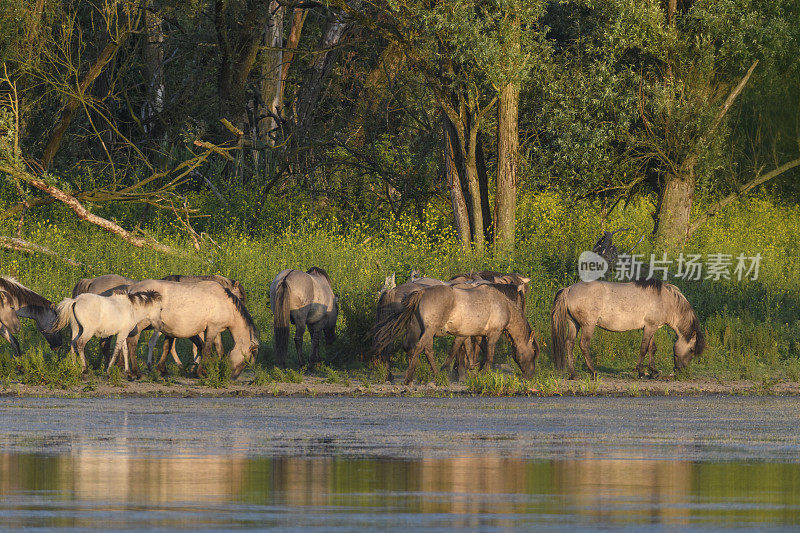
[1,396,799,530]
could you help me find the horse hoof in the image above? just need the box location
[649,369,660,379]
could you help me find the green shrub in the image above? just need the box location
[199,356,232,388]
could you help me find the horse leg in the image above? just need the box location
[125,329,141,378]
[189,335,204,368]
[423,343,439,382]
[442,337,463,373]
[147,330,160,370]
[636,326,657,379]
[157,336,174,375]
[565,320,578,379]
[197,327,223,377]
[403,341,426,386]
[481,332,503,373]
[647,335,659,379]
[213,334,224,357]
[294,317,307,367]
[309,326,322,367]
[578,324,598,379]
[0,325,21,358]
[109,334,129,375]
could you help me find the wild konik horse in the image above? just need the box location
[71,274,139,371]
[126,279,259,379]
[146,274,248,369]
[372,275,446,379]
[551,279,705,379]
[0,278,62,356]
[270,268,337,367]
[374,284,539,385]
[52,290,163,374]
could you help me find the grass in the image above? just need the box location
[199,356,232,388]
[0,191,798,387]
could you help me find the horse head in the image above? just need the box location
[514,330,539,379]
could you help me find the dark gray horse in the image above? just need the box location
[270,267,337,367]
[0,277,62,356]
[551,279,705,379]
[374,284,539,385]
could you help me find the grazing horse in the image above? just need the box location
[146,274,249,369]
[0,278,62,356]
[551,279,706,379]
[270,267,337,367]
[126,280,259,379]
[443,281,529,376]
[52,291,163,374]
[374,284,539,385]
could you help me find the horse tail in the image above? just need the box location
[550,288,570,371]
[71,279,91,298]
[273,279,291,366]
[51,298,76,333]
[373,290,424,360]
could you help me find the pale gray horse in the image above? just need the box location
[551,279,706,379]
[0,277,62,356]
[126,280,259,379]
[146,274,248,369]
[374,284,539,385]
[52,291,163,374]
[371,275,446,380]
[270,267,337,367]
[71,275,140,372]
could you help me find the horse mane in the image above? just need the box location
[664,284,706,355]
[634,277,663,292]
[307,266,332,286]
[0,277,53,308]
[223,287,257,333]
[127,290,162,305]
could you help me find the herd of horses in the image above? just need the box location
[0,267,706,384]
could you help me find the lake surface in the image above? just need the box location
[0,396,799,530]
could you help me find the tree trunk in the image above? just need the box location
[294,5,355,129]
[654,170,694,248]
[143,3,165,139]
[443,119,471,249]
[494,80,519,257]
[280,7,307,110]
[465,124,484,252]
[258,1,284,144]
[476,136,492,243]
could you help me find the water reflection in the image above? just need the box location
[1,451,799,529]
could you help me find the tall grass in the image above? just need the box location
[1,191,798,381]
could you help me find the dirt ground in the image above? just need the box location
[2,371,799,398]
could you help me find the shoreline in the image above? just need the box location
[1,374,798,398]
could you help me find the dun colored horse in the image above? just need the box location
[0,277,62,356]
[551,279,705,379]
[270,267,337,367]
[126,279,259,379]
[374,284,539,385]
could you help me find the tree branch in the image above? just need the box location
[0,236,90,268]
[687,156,800,236]
[0,164,187,257]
